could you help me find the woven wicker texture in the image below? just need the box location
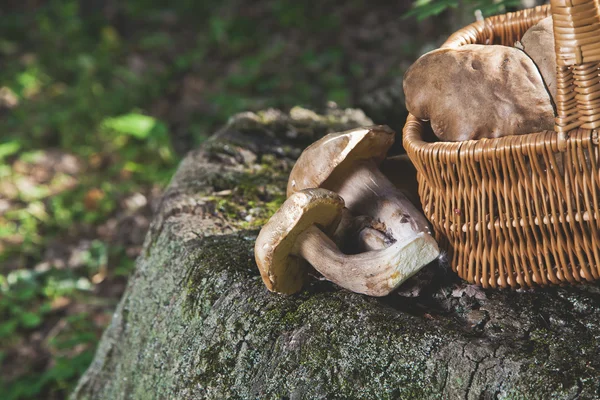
[552,0,600,133]
[403,4,600,288]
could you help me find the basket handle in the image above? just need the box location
[551,0,600,141]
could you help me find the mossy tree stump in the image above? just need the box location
[73,107,600,400]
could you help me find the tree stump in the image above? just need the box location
[73,107,600,400]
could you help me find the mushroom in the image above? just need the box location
[332,208,394,253]
[254,188,440,296]
[403,44,555,141]
[518,16,557,103]
[357,224,392,252]
[287,126,436,250]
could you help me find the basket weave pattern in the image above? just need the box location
[403,4,600,288]
[553,0,600,133]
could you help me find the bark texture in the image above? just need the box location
[73,106,600,400]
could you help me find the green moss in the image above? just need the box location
[200,165,288,230]
[214,198,240,220]
[179,232,443,398]
[203,140,246,158]
[183,232,257,319]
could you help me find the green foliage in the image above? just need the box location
[0,1,180,397]
[405,0,523,20]
[102,113,161,140]
[0,141,21,161]
[0,266,101,400]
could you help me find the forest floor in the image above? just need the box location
[0,1,457,398]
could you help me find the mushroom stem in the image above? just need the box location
[292,225,439,297]
[332,208,392,253]
[358,227,389,252]
[327,160,433,241]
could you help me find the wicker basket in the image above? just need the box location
[403,1,600,289]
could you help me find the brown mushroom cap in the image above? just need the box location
[254,188,344,294]
[287,125,395,197]
[403,44,555,142]
[520,16,557,103]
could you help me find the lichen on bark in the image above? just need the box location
[73,106,600,400]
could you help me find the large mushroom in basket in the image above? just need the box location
[403,25,557,142]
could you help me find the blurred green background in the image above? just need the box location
[0,0,529,398]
